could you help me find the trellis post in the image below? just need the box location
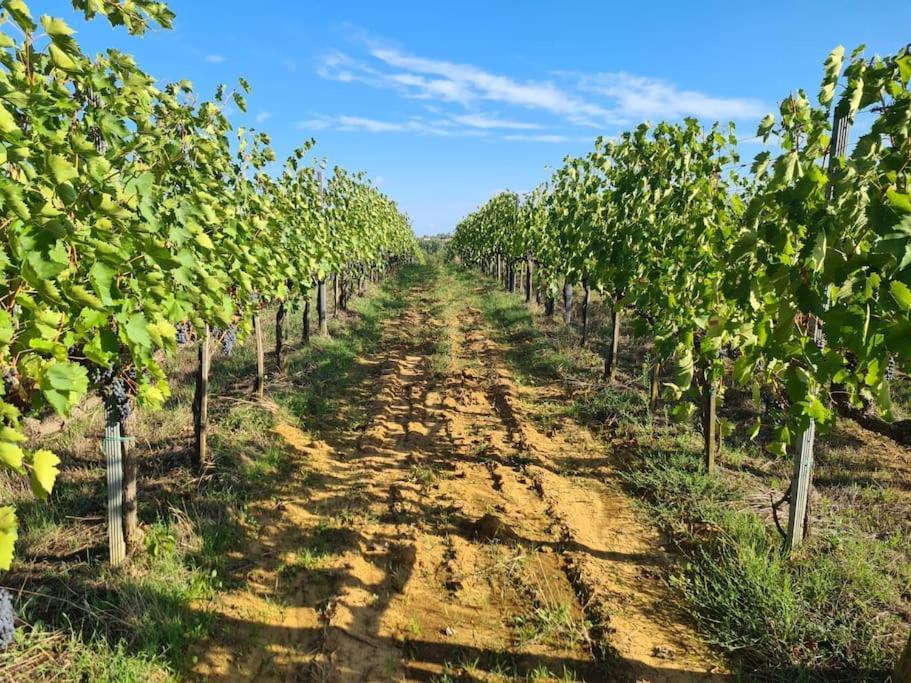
[102,406,126,566]
[786,104,850,551]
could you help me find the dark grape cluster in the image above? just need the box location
[104,376,131,422]
[886,356,897,382]
[89,126,108,154]
[176,321,192,346]
[2,367,18,395]
[845,353,858,374]
[89,364,116,387]
[219,324,237,356]
[718,346,742,360]
[91,365,133,423]
[761,389,787,414]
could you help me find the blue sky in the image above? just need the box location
[28,1,911,235]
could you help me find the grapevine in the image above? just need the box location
[452,43,911,462]
[0,0,418,570]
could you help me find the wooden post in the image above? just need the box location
[895,631,911,683]
[339,272,348,311]
[703,378,717,473]
[524,255,533,303]
[121,417,138,553]
[785,104,850,552]
[102,404,126,566]
[332,273,338,315]
[302,294,311,344]
[786,416,815,548]
[649,362,661,408]
[605,305,621,380]
[496,254,501,283]
[581,282,590,347]
[276,301,286,370]
[317,278,328,335]
[545,294,555,318]
[253,314,265,400]
[562,280,573,324]
[192,324,210,471]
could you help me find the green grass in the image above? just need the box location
[450,262,911,682]
[621,446,909,679]
[0,626,176,682]
[511,602,584,649]
[3,267,414,681]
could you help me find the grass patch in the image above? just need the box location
[449,262,911,681]
[2,267,412,680]
[621,446,908,679]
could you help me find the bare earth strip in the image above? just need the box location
[191,266,727,682]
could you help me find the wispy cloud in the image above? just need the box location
[205,54,226,64]
[296,114,456,136]
[296,118,333,131]
[452,113,541,130]
[316,35,766,132]
[502,134,570,143]
[255,111,272,124]
[576,72,763,121]
[318,46,610,127]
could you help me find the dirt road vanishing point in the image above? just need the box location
[191,264,727,682]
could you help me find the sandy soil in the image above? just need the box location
[191,271,727,682]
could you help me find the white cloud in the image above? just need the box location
[296,118,332,131]
[319,46,610,127]
[316,37,766,130]
[337,115,409,133]
[256,111,272,124]
[452,114,541,130]
[296,114,453,136]
[577,72,763,121]
[205,54,225,64]
[502,134,570,143]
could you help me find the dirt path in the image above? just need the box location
[191,265,726,682]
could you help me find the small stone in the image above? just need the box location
[0,589,14,649]
[471,513,518,542]
[652,645,675,660]
[443,626,455,637]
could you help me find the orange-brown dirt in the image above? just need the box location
[190,272,727,682]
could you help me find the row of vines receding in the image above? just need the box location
[0,0,418,568]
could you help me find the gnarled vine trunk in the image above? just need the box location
[317,278,328,335]
[580,281,590,346]
[121,417,138,553]
[302,295,311,343]
[275,301,286,369]
[524,255,533,303]
[562,281,573,324]
[604,305,621,380]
